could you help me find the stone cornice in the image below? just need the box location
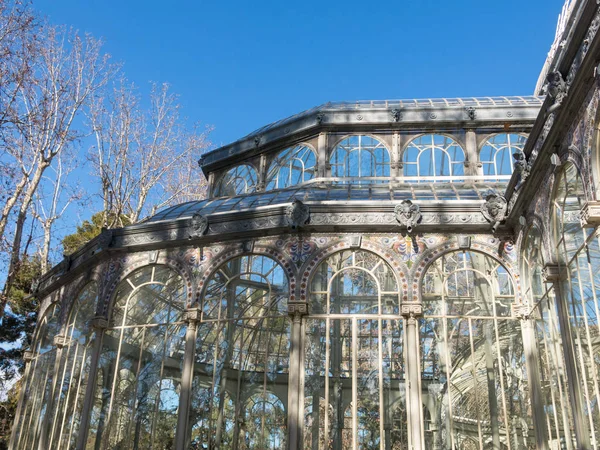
[35,200,506,298]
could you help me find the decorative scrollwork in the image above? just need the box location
[285,199,310,229]
[481,192,507,232]
[394,200,422,233]
[188,213,208,239]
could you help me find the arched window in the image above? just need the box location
[403,134,465,180]
[552,162,600,440]
[47,283,98,449]
[189,255,290,450]
[330,135,390,178]
[13,304,60,450]
[87,265,187,449]
[266,145,316,190]
[420,251,529,449]
[305,250,405,449]
[480,133,527,177]
[215,164,258,196]
[522,226,576,446]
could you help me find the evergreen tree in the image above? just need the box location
[62,211,131,255]
[0,255,41,448]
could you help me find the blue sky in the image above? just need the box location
[35,0,565,149]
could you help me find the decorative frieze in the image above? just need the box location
[580,201,600,228]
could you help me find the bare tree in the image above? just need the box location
[31,150,82,272]
[88,81,211,227]
[0,23,114,316]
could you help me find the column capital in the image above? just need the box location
[183,307,202,324]
[580,200,600,228]
[542,263,565,283]
[22,350,34,362]
[400,303,423,322]
[53,334,71,348]
[288,303,308,323]
[90,316,109,330]
[511,303,533,320]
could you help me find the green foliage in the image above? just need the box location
[0,255,41,448]
[62,212,130,255]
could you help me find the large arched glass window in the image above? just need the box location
[47,283,98,449]
[13,304,60,450]
[403,134,465,180]
[479,133,527,177]
[189,255,290,450]
[266,145,316,190]
[87,266,187,449]
[215,164,258,197]
[305,250,405,449]
[330,135,390,178]
[420,251,530,449]
[553,162,600,442]
[522,226,576,447]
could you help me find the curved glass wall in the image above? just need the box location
[419,250,530,448]
[403,135,465,181]
[87,265,187,450]
[479,133,527,177]
[330,136,390,178]
[12,304,60,450]
[522,226,576,447]
[553,163,600,445]
[215,164,258,197]
[305,250,405,449]
[188,254,290,450]
[48,283,98,449]
[266,145,316,190]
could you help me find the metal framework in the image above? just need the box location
[11,6,600,446]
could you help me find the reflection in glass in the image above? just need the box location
[330,136,390,178]
[421,251,530,449]
[479,133,527,177]
[189,254,290,449]
[86,265,186,450]
[215,164,259,197]
[306,250,405,450]
[553,163,600,445]
[266,145,316,190]
[13,305,60,450]
[403,135,465,180]
[47,283,98,449]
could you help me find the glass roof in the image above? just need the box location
[243,96,544,140]
[145,179,508,223]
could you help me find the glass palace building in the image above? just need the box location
[10,1,600,449]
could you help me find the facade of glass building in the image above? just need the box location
[10,1,600,449]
